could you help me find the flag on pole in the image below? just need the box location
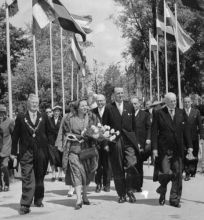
[52,0,86,41]
[32,0,56,32]
[156,14,174,37]
[164,3,195,53]
[150,32,157,65]
[70,35,84,66]
[71,14,93,34]
[6,0,18,17]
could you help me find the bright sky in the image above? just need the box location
[1,0,127,70]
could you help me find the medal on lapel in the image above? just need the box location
[25,117,42,138]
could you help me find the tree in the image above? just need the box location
[0,7,31,100]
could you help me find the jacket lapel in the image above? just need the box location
[162,107,175,132]
[112,102,122,118]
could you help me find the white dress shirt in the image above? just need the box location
[29,111,37,124]
[167,107,175,120]
[98,106,105,118]
[115,101,123,115]
[135,109,140,117]
[185,107,191,116]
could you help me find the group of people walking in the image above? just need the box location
[0,87,203,215]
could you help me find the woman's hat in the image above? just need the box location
[52,105,62,111]
[0,104,6,112]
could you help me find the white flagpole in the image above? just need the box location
[71,60,74,101]
[6,4,13,118]
[50,22,54,108]
[175,3,182,108]
[156,8,160,101]
[60,27,65,115]
[164,0,168,94]
[149,30,152,101]
[76,72,79,100]
[33,35,38,97]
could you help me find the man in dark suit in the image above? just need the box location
[183,96,204,180]
[104,87,139,203]
[92,94,111,193]
[131,97,151,192]
[151,92,192,208]
[11,94,49,215]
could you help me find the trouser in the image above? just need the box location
[109,137,138,197]
[0,156,10,187]
[158,154,182,204]
[185,139,199,176]
[20,147,48,207]
[95,147,111,187]
[135,156,143,189]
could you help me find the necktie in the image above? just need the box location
[169,109,174,120]
[118,103,122,115]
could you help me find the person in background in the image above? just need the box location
[131,97,151,192]
[152,92,192,208]
[183,96,204,181]
[47,105,63,181]
[46,107,53,118]
[11,94,49,215]
[0,105,15,192]
[92,94,111,193]
[87,92,97,109]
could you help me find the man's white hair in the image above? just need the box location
[27,93,39,102]
[164,92,176,103]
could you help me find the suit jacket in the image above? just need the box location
[133,110,151,150]
[151,106,192,157]
[104,101,138,151]
[47,116,62,146]
[183,108,204,141]
[92,106,108,125]
[12,111,49,158]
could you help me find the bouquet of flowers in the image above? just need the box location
[81,123,120,142]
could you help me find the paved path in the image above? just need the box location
[0,164,204,220]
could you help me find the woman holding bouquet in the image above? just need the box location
[62,100,99,210]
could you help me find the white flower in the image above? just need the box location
[91,125,96,129]
[103,131,110,138]
[93,127,99,134]
[109,135,116,141]
[116,130,120,136]
[103,125,109,130]
[97,123,102,128]
[92,133,100,139]
[106,125,111,130]
[110,129,115,134]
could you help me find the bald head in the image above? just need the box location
[27,93,39,113]
[165,92,177,109]
[96,94,106,109]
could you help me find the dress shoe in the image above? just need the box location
[95,185,102,193]
[4,186,9,192]
[169,201,181,208]
[103,186,110,192]
[136,188,142,193]
[190,174,195,178]
[34,202,44,207]
[82,198,90,205]
[184,175,190,181]
[51,177,56,182]
[127,192,136,203]
[19,205,30,215]
[58,177,63,182]
[159,194,165,205]
[118,196,127,203]
[75,202,82,210]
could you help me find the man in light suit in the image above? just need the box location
[92,94,111,193]
[11,94,49,215]
[183,96,204,180]
[131,97,151,192]
[104,87,139,203]
[152,93,192,208]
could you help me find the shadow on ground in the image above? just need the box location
[46,198,75,207]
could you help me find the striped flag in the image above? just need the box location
[71,35,84,66]
[52,0,86,41]
[71,14,93,34]
[6,0,18,17]
[165,3,195,53]
[150,32,157,65]
[32,0,56,31]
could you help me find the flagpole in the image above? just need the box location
[164,0,168,94]
[33,35,38,97]
[149,30,152,101]
[156,7,160,101]
[6,4,13,118]
[60,27,65,115]
[76,72,79,100]
[175,3,182,108]
[71,60,74,100]
[50,22,54,108]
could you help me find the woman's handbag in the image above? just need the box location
[79,147,98,160]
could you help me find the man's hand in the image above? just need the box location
[104,145,109,152]
[146,139,151,145]
[152,149,158,161]
[10,154,17,160]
